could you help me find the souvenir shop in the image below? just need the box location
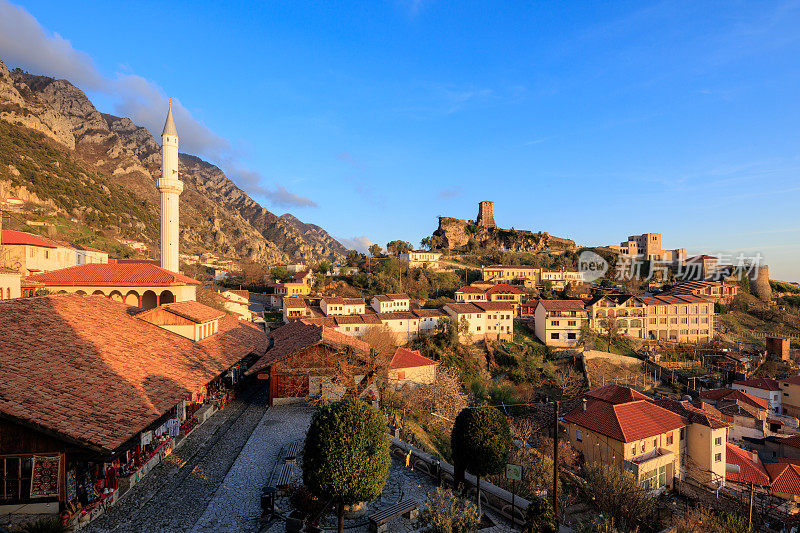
[60,401,186,527]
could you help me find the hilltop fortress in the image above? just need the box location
[432,201,576,253]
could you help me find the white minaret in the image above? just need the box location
[158,100,183,273]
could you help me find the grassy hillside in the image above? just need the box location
[0,120,158,242]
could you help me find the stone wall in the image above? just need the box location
[432,217,576,253]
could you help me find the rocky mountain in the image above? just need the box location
[0,59,347,263]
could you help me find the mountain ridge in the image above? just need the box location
[0,58,347,263]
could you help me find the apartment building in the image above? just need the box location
[776,376,800,418]
[320,296,366,316]
[534,300,587,347]
[455,283,525,313]
[399,250,442,270]
[586,293,714,343]
[371,293,410,313]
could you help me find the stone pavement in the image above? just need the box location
[193,405,314,532]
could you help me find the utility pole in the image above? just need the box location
[553,400,559,523]
[748,482,754,530]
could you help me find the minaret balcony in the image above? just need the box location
[157,178,184,194]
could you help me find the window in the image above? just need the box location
[397,371,405,380]
[680,428,685,440]
[552,320,560,326]
[714,453,722,463]
[550,333,559,340]
[576,429,583,442]
[653,438,657,448]
[568,320,576,326]
[567,333,576,340]
[715,437,722,446]
[666,433,673,445]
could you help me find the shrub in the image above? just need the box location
[523,496,556,533]
[303,399,390,532]
[418,487,481,533]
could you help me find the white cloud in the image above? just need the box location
[0,0,315,209]
[337,236,374,253]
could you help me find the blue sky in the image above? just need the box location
[1,1,799,281]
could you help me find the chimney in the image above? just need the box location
[582,398,587,412]
[752,450,759,462]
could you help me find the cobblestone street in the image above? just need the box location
[85,383,313,533]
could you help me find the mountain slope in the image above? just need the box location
[0,59,347,262]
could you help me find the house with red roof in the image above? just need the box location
[564,385,686,491]
[565,384,731,490]
[247,321,372,406]
[1,229,80,275]
[534,299,587,347]
[387,347,438,388]
[26,260,200,309]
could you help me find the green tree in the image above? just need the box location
[316,260,333,276]
[270,266,288,281]
[451,407,511,515]
[420,236,433,251]
[387,240,412,256]
[303,399,390,533]
[369,243,382,257]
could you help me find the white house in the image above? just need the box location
[321,296,366,316]
[371,293,411,313]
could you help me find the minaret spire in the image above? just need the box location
[158,100,183,273]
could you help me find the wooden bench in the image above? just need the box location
[285,440,301,464]
[276,463,293,492]
[368,500,419,533]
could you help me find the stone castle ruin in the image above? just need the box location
[476,200,496,228]
[432,201,576,253]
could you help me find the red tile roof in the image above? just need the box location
[780,375,800,386]
[247,321,370,375]
[564,399,686,443]
[388,347,438,370]
[412,308,449,318]
[474,301,515,312]
[653,398,729,429]
[455,286,485,294]
[586,384,650,404]
[699,388,769,410]
[0,294,267,453]
[539,299,585,311]
[1,229,57,248]
[27,262,200,287]
[766,462,800,495]
[725,443,770,486]
[733,378,781,392]
[139,301,226,324]
[444,303,484,314]
[485,284,525,295]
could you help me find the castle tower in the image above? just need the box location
[476,200,496,228]
[158,100,183,273]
